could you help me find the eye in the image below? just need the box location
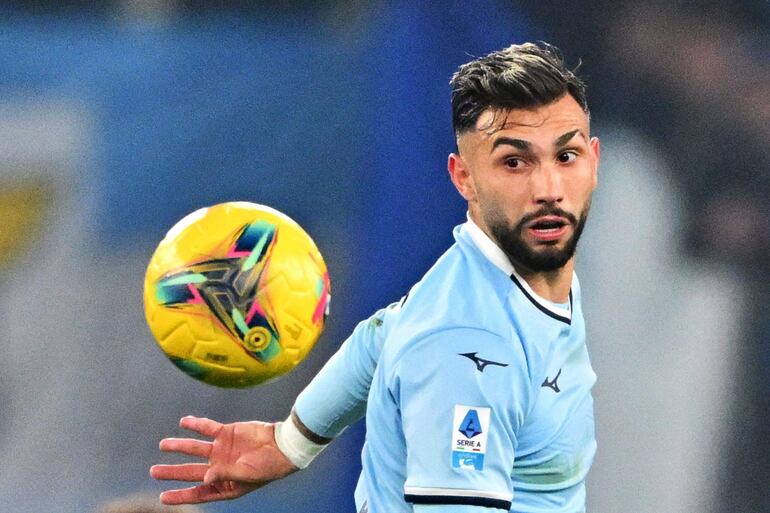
[504,157,525,169]
[557,151,578,164]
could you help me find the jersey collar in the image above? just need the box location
[464,213,572,324]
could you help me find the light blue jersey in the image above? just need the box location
[295,219,596,513]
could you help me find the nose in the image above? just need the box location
[531,164,563,204]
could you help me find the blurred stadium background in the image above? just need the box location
[0,1,766,512]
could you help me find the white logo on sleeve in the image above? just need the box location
[451,405,490,470]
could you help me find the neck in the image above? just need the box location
[511,260,574,304]
[467,208,573,303]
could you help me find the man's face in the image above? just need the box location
[448,94,600,273]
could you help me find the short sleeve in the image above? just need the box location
[392,327,531,511]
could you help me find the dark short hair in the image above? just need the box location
[450,42,588,135]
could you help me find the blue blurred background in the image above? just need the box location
[0,1,766,512]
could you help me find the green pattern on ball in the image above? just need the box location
[169,357,207,379]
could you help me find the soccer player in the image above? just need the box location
[151,42,600,512]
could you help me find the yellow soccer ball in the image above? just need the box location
[143,202,331,388]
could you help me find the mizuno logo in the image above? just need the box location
[542,369,562,393]
[459,352,508,373]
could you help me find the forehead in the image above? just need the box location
[473,95,589,144]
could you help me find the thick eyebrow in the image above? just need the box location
[490,129,586,154]
[490,137,531,153]
[554,129,582,148]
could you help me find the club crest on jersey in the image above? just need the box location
[451,405,490,471]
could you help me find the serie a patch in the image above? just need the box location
[451,405,490,471]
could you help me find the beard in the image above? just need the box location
[489,203,590,273]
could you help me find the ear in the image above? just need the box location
[447,152,476,202]
[589,136,600,189]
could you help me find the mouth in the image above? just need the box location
[527,216,570,242]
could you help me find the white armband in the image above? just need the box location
[274,414,330,469]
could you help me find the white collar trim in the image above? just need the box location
[464,213,572,322]
[465,213,515,276]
